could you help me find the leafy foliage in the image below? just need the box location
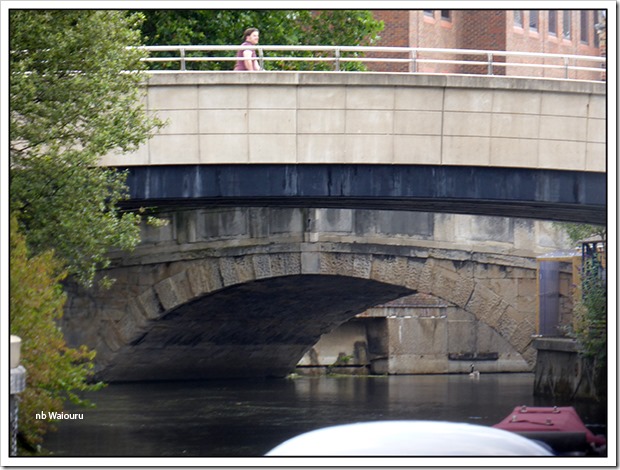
[10,10,163,286]
[553,222,606,247]
[10,216,104,452]
[138,10,383,71]
[572,258,607,369]
[554,223,607,374]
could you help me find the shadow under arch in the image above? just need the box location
[100,274,413,381]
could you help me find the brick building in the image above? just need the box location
[369,9,605,80]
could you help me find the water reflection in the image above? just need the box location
[43,374,606,457]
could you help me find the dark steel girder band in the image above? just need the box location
[117,164,607,225]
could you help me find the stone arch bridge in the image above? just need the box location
[71,71,604,381]
[63,207,557,381]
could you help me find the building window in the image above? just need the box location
[580,10,589,44]
[440,10,451,21]
[594,10,602,47]
[423,10,434,17]
[549,10,557,36]
[563,11,571,39]
[529,10,539,31]
[514,11,524,28]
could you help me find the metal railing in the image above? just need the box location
[136,45,606,81]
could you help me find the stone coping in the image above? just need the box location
[144,71,606,95]
[533,337,579,352]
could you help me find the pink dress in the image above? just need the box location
[234,41,256,70]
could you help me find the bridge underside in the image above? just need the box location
[120,164,606,225]
[100,275,412,381]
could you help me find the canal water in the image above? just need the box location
[43,373,607,457]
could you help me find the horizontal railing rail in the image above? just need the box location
[135,45,606,81]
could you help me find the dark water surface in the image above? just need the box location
[43,373,606,457]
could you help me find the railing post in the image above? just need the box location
[410,49,417,73]
[180,48,186,71]
[487,52,493,75]
[334,48,340,71]
[564,56,569,79]
[258,47,264,70]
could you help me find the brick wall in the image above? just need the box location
[369,10,411,72]
[506,10,602,80]
[368,9,603,79]
[411,10,460,73]
[458,11,507,75]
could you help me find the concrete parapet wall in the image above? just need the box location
[116,207,569,265]
[100,72,605,173]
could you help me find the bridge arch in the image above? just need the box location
[64,242,539,381]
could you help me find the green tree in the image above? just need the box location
[553,222,606,247]
[555,223,607,381]
[10,215,103,452]
[10,10,163,286]
[138,10,383,71]
[573,258,607,366]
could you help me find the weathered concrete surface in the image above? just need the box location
[298,294,531,375]
[100,72,605,172]
[63,208,569,381]
[101,72,606,225]
[533,338,606,400]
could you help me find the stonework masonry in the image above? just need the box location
[63,208,573,381]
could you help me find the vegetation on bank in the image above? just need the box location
[555,223,607,378]
[10,217,105,452]
[9,10,161,452]
[9,9,383,453]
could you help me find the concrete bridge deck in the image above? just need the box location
[103,72,606,225]
[102,72,605,172]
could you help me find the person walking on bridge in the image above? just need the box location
[234,28,262,71]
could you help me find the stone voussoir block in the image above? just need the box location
[376,256,411,285]
[404,258,427,290]
[431,265,474,308]
[113,307,148,345]
[201,258,225,292]
[154,271,194,311]
[185,262,209,297]
[218,257,239,287]
[252,253,273,279]
[509,319,536,353]
[466,284,503,329]
[320,252,355,276]
[233,255,256,283]
[497,313,519,343]
[269,252,301,277]
[352,253,373,279]
[416,259,434,294]
[135,288,165,320]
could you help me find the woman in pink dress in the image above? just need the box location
[234,28,262,71]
